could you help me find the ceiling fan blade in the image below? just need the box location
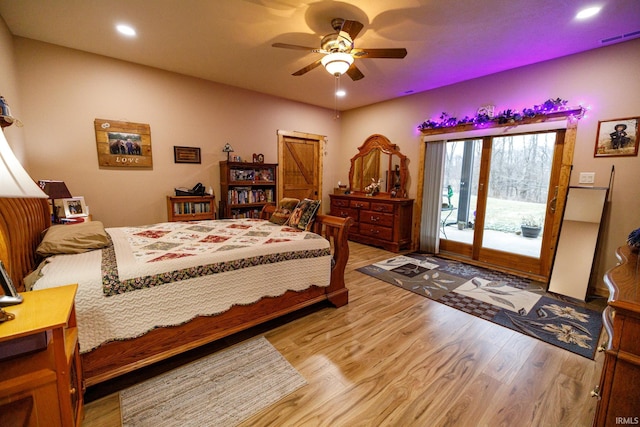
[292,59,323,76]
[339,20,364,40]
[346,63,364,81]
[351,48,407,59]
[272,42,317,51]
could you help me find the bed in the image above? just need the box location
[0,197,352,387]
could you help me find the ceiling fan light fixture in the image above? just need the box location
[321,52,353,76]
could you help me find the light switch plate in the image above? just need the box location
[579,172,595,184]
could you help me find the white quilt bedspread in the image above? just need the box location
[33,219,331,353]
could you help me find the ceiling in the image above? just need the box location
[1,0,639,111]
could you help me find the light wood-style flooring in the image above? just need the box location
[83,242,604,426]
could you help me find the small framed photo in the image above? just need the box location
[252,153,264,163]
[174,146,201,164]
[62,197,88,218]
[594,117,639,157]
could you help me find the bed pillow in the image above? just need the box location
[268,198,300,225]
[288,198,321,231]
[36,221,111,257]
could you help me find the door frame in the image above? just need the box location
[415,120,579,281]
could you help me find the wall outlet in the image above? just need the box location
[579,172,595,184]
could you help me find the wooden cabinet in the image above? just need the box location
[330,193,413,252]
[219,161,277,219]
[0,285,83,426]
[167,195,216,222]
[593,245,640,426]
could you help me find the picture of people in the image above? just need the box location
[108,131,143,155]
[61,197,88,218]
[594,117,639,157]
[95,119,152,168]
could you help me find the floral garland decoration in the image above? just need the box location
[417,98,574,132]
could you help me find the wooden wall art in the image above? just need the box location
[94,119,153,168]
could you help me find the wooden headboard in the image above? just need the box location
[0,198,51,292]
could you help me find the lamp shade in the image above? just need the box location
[321,52,354,76]
[0,130,48,198]
[38,180,72,199]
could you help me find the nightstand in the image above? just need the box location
[0,285,83,426]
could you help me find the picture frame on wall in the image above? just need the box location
[61,197,88,218]
[594,117,639,157]
[94,118,153,168]
[174,146,201,164]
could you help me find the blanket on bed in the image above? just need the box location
[102,219,329,296]
[33,218,332,352]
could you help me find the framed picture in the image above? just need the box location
[252,153,264,163]
[174,146,201,164]
[0,260,21,306]
[62,197,88,218]
[594,117,639,157]
[94,119,153,168]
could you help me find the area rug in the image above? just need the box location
[120,336,306,426]
[357,254,603,359]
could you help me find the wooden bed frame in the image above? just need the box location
[0,198,353,387]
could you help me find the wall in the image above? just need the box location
[340,38,640,295]
[0,16,27,162]
[11,38,340,227]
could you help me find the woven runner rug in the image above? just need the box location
[357,253,603,359]
[120,336,306,426]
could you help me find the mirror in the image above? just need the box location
[349,134,408,197]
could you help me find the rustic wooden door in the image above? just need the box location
[277,130,324,202]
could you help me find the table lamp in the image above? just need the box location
[0,128,48,306]
[38,180,72,223]
[222,143,234,161]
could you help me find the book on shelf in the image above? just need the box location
[173,201,211,215]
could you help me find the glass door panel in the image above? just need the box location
[481,132,556,257]
[441,139,480,244]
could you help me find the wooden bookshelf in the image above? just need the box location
[219,161,277,219]
[166,195,215,222]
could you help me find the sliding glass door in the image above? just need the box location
[439,130,565,277]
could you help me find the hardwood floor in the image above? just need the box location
[82,242,603,426]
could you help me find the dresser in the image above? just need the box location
[593,245,640,426]
[330,193,413,252]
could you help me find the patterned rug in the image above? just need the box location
[357,253,603,359]
[120,336,306,426]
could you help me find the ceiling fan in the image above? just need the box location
[272,18,407,81]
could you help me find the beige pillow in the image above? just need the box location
[36,221,111,257]
[269,198,300,225]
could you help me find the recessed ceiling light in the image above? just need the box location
[116,24,136,37]
[336,89,346,97]
[576,6,601,20]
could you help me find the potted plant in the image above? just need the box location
[521,215,542,238]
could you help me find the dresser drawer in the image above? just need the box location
[360,210,394,228]
[330,205,358,220]
[350,200,370,210]
[331,198,350,208]
[359,224,393,241]
[370,202,394,213]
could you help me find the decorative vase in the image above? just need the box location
[521,225,541,238]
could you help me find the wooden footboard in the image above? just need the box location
[0,197,352,387]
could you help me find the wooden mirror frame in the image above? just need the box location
[349,134,408,196]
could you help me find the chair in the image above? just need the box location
[440,185,455,238]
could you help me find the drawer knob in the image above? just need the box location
[370,216,379,222]
[590,386,600,399]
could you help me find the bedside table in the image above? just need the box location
[0,285,83,426]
